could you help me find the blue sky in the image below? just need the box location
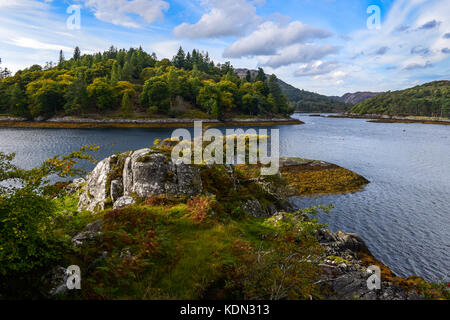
[0,0,449,95]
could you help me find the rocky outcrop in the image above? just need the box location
[78,157,112,212]
[339,92,382,105]
[316,230,423,300]
[78,149,203,212]
[113,196,135,210]
[72,220,103,247]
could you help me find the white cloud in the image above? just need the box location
[173,0,260,39]
[264,44,339,68]
[6,37,74,52]
[223,21,332,58]
[80,0,170,28]
[294,60,340,77]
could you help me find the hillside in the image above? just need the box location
[339,92,382,105]
[0,47,293,121]
[235,68,349,113]
[350,81,450,118]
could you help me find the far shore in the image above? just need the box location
[324,113,450,125]
[0,116,304,129]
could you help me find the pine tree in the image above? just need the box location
[255,68,266,82]
[73,46,81,60]
[64,75,88,115]
[110,62,121,84]
[185,52,192,70]
[245,70,252,82]
[121,61,132,81]
[120,92,132,117]
[172,47,186,69]
[8,84,29,118]
[0,58,12,79]
[58,50,65,66]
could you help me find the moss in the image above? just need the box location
[105,155,126,202]
[280,161,369,197]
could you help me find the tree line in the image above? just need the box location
[350,81,450,118]
[0,46,293,120]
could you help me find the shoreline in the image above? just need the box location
[325,113,450,125]
[0,116,304,129]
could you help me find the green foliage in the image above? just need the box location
[1,46,292,119]
[351,81,450,118]
[120,92,132,117]
[278,78,348,113]
[141,78,171,113]
[0,147,98,298]
[87,77,114,110]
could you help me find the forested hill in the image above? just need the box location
[350,81,450,118]
[0,47,294,121]
[235,68,349,113]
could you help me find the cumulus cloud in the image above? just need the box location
[80,0,169,28]
[294,60,339,77]
[263,44,339,68]
[403,61,433,70]
[418,19,441,30]
[410,46,430,56]
[374,46,389,55]
[173,0,260,39]
[223,21,332,58]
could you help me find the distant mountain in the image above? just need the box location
[235,68,349,113]
[338,92,383,105]
[350,80,450,118]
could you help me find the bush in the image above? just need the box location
[0,147,98,298]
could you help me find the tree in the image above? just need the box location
[0,58,12,79]
[141,78,170,113]
[64,75,88,115]
[121,61,132,81]
[58,50,65,66]
[110,62,121,84]
[172,47,186,69]
[26,79,65,118]
[255,67,266,82]
[8,84,30,118]
[245,70,252,82]
[73,46,81,60]
[120,91,132,117]
[0,147,97,298]
[86,77,114,110]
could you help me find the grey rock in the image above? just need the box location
[110,179,123,202]
[72,220,103,246]
[48,266,70,297]
[175,162,202,196]
[78,149,204,212]
[78,156,112,212]
[242,199,267,218]
[66,178,85,194]
[113,196,135,210]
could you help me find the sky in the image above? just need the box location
[0,0,449,96]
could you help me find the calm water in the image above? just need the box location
[0,115,449,282]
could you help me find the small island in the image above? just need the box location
[0,47,302,129]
